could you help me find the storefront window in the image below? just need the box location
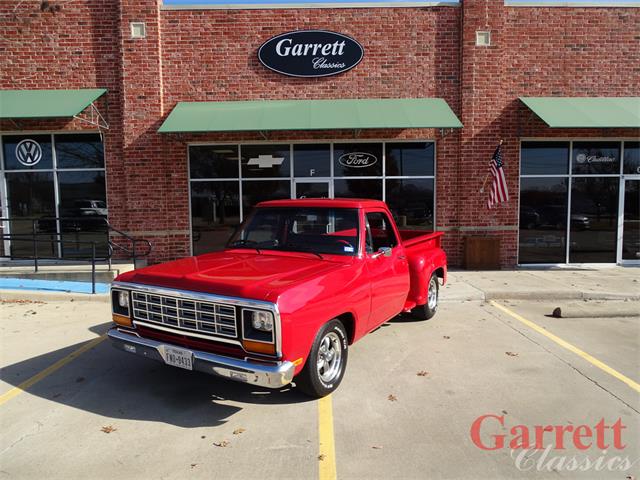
[190,181,240,255]
[333,179,382,200]
[5,172,56,258]
[623,142,640,175]
[518,178,568,264]
[521,142,569,175]
[1,134,107,260]
[571,142,620,175]
[293,144,330,177]
[190,145,238,179]
[386,179,434,230]
[333,143,383,177]
[569,177,619,263]
[518,140,638,264]
[242,180,291,215]
[385,142,434,176]
[241,145,291,178]
[2,135,53,170]
[188,141,435,253]
[55,134,104,169]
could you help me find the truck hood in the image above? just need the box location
[115,250,350,302]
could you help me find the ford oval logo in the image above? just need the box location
[338,152,377,169]
[258,30,364,78]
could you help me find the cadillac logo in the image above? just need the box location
[338,152,377,168]
[15,139,43,167]
[258,30,364,78]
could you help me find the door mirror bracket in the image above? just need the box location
[371,246,392,258]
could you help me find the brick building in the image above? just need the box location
[0,0,638,267]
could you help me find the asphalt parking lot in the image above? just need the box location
[1,298,638,479]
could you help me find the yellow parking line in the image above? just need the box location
[490,301,640,393]
[0,334,107,407]
[318,394,337,480]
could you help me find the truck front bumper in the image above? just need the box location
[108,328,295,389]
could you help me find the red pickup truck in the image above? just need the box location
[109,199,447,397]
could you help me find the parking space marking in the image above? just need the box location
[490,301,640,393]
[318,394,337,480]
[0,334,106,407]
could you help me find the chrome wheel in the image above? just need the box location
[427,275,438,310]
[317,331,343,384]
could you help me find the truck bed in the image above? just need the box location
[399,230,443,250]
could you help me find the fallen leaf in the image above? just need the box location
[387,394,398,402]
[501,410,508,415]
[190,464,198,469]
[101,425,116,434]
[232,428,245,435]
[213,440,230,448]
[318,454,326,461]
[505,351,519,357]
[443,335,451,339]
[371,445,383,449]
[416,371,429,377]
[201,435,206,439]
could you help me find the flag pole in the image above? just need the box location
[480,139,503,193]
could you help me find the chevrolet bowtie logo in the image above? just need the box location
[247,155,285,169]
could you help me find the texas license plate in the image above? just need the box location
[164,346,193,371]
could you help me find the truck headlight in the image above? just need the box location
[111,289,132,327]
[118,290,130,309]
[242,308,275,354]
[251,310,273,332]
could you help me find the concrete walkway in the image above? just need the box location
[442,266,640,302]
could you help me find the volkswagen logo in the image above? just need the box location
[15,139,43,167]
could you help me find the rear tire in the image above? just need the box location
[411,273,439,320]
[295,319,348,398]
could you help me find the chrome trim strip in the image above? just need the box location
[108,328,294,388]
[112,281,282,357]
[133,320,243,346]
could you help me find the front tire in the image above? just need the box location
[411,273,439,320]
[295,320,348,398]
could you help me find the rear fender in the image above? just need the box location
[407,249,447,306]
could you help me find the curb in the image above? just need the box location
[0,289,110,303]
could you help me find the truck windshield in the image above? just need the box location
[228,207,360,257]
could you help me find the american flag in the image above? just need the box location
[487,144,509,209]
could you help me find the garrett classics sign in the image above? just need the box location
[258,30,364,78]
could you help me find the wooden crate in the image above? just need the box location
[464,236,501,270]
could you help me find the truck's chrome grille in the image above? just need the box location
[131,291,238,338]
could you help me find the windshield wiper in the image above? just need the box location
[285,244,323,259]
[228,239,261,254]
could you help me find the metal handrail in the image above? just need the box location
[0,216,152,294]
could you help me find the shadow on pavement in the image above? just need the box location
[1,322,312,428]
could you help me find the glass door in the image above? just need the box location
[294,179,331,199]
[620,179,640,263]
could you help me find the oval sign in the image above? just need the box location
[258,30,364,78]
[338,152,377,169]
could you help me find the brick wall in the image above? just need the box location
[1,1,638,267]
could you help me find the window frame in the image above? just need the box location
[188,139,436,256]
[0,131,107,259]
[518,138,637,266]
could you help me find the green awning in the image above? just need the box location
[520,97,640,128]
[0,89,107,119]
[158,98,463,133]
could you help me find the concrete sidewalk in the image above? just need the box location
[441,266,640,302]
